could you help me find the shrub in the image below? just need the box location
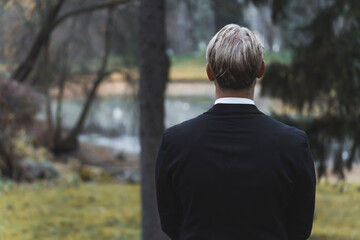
[0,76,44,179]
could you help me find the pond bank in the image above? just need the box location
[49,74,283,115]
[49,73,214,99]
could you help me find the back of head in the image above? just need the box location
[206,24,264,90]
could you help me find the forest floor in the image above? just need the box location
[0,182,359,240]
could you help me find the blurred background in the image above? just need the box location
[0,0,359,239]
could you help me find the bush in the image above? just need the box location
[0,76,44,179]
[0,76,42,123]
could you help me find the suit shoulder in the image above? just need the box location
[163,113,208,141]
[260,114,307,144]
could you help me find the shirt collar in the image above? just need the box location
[214,97,255,105]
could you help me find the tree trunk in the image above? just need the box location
[139,0,169,239]
[346,135,359,170]
[53,56,68,149]
[0,142,14,179]
[333,143,345,180]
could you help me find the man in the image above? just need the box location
[155,24,316,240]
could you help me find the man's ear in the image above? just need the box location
[256,60,266,78]
[206,64,216,82]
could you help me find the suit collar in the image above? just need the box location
[215,97,255,105]
[206,103,262,115]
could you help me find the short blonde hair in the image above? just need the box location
[206,24,264,90]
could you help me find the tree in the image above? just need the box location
[212,0,241,30]
[261,0,360,179]
[0,77,42,178]
[11,0,65,82]
[4,0,134,154]
[138,0,169,239]
[211,0,287,33]
[52,7,115,154]
[11,0,132,83]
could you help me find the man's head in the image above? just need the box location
[206,24,265,95]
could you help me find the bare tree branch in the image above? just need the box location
[12,0,133,83]
[13,0,33,27]
[12,0,66,82]
[53,0,133,29]
[53,7,115,153]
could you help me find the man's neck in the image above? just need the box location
[215,86,255,100]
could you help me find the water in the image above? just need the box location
[38,96,214,155]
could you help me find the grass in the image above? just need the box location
[0,52,292,83]
[169,54,208,81]
[168,51,292,81]
[1,181,359,240]
[105,51,293,82]
[0,183,140,240]
[310,183,360,240]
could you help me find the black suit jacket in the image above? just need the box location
[155,104,316,240]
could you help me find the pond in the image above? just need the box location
[38,87,278,155]
[36,96,214,155]
[78,96,215,154]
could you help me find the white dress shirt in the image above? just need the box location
[214,97,255,105]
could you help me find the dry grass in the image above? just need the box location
[310,183,360,240]
[169,55,208,81]
[1,181,359,240]
[0,183,140,240]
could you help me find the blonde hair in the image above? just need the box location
[206,24,264,90]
